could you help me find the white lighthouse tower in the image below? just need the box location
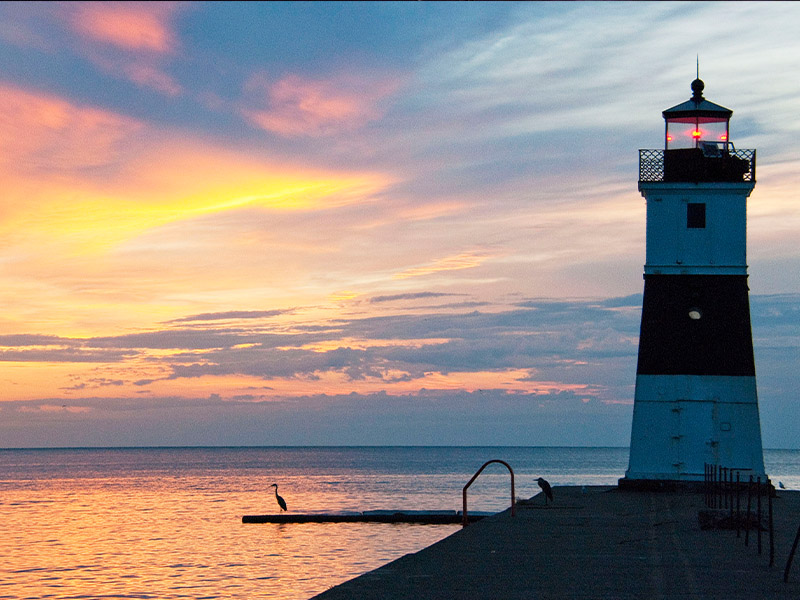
[622,78,766,485]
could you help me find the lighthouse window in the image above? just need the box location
[687,203,706,228]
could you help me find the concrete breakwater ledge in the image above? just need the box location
[310,486,800,600]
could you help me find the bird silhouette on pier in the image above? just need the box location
[537,477,553,505]
[271,483,287,512]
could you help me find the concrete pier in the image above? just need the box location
[310,486,800,599]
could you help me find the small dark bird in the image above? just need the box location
[271,483,287,512]
[537,477,553,505]
[779,481,786,490]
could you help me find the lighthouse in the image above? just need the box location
[622,78,766,485]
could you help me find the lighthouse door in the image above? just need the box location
[673,400,716,477]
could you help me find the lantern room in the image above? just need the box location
[644,78,755,184]
[664,78,731,151]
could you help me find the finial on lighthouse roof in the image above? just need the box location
[691,78,705,102]
[691,56,704,102]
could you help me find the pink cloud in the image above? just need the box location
[0,84,142,174]
[64,2,184,96]
[18,404,91,414]
[242,72,401,137]
[68,2,180,53]
[122,62,182,96]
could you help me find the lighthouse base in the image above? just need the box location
[625,375,766,483]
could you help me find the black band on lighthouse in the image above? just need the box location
[636,274,755,376]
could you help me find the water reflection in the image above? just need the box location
[10,447,798,599]
[3,473,462,599]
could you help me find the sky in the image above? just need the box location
[0,1,799,449]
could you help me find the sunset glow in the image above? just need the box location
[1,1,799,447]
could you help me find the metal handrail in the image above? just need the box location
[462,459,515,527]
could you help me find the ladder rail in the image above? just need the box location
[462,459,515,527]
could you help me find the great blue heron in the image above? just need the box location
[537,477,553,504]
[271,483,287,512]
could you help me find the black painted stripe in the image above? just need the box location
[636,274,755,376]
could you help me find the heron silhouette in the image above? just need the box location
[271,483,287,512]
[537,477,553,505]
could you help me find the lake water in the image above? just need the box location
[2,446,798,599]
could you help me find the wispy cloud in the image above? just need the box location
[0,83,143,175]
[62,2,185,95]
[0,294,647,403]
[0,286,796,445]
[0,85,392,254]
[392,250,498,280]
[167,310,290,323]
[241,72,402,137]
[370,292,465,304]
[67,2,180,53]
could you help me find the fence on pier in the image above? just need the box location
[703,464,788,578]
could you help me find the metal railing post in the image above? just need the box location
[462,459,515,528]
[728,468,734,523]
[769,484,775,567]
[746,475,753,547]
[724,467,729,510]
[758,476,763,555]
[712,464,717,508]
[736,471,741,539]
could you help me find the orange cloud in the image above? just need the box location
[132,369,595,402]
[393,250,497,280]
[68,2,179,53]
[0,85,396,339]
[243,73,401,137]
[17,404,91,414]
[0,84,391,249]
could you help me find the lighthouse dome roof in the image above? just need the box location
[663,79,732,123]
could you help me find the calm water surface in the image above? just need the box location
[1,446,797,599]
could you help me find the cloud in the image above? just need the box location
[62,2,186,95]
[67,2,180,53]
[392,250,498,280]
[16,404,91,415]
[0,348,132,363]
[0,293,797,446]
[120,61,182,96]
[167,310,290,323]
[0,84,393,263]
[369,292,464,304]
[241,72,402,137]
[0,83,143,175]
[107,297,643,402]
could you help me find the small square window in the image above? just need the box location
[687,203,706,228]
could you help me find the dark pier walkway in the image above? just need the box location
[310,486,800,599]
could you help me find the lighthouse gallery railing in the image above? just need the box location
[639,148,756,183]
